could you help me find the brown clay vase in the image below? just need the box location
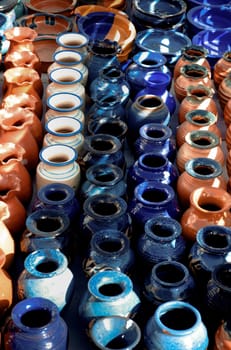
[173,45,211,80]
[178,84,218,124]
[4,27,38,55]
[218,75,231,110]
[4,50,42,74]
[2,67,43,100]
[0,107,43,147]
[177,157,227,209]
[174,64,213,102]
[224,99,231,126]
[225,123,231,149]
[176,130,225,173]
[214,320,231,350]
[0,142,32,205]
[213,51,231,88]
[181,186,231,241]
[0,203,15,270]
[176,109,221,148]
[0,248,13,321]
[225,149,231,177]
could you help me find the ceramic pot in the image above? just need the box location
[20,208,72,257]
[176,109,221,148]
[81,134,125,173]
[0,248,13,320]
[80,194,132,246]
[125,51,170,99]
[86,39,121,85]
[126,94,170,144]
[225,122,231,149]
[214,320,231,350]
[3,66,43,99]
[224,149,231,177]
[137,215,187,269]
[4,26,37,53]
[144,261,196,306]
[89,64,130,106]
[1,92,43,120]
[46,67,86,110]
[214,51,231,87]
[127,153,179,198]
[189,225,231,292]
[31,182,80,224]
[0,218,15,271]
[89,316,141,350]
[87,94,125,122]
[83,229,134,278]
[173,45,211,80]
[218,75,231,109]
[0,141,33,205]
[174,63,213,102]
[80,163,127,202]
[177,157,227,208]
[78,270,141,324]
[17,248,74,311]
[4,297,68,350]
[181,186,231,241]
[128,181,181,232]
[134,123,176,161]
[47,49,88,86]
[43,116,84,156]
[176,130,225,173]
[36,144,81,192]
[4,50,42,73]
[224,95,231,126]
[144,301,208,350]
[56,31,89,62]
[178,84,218,124]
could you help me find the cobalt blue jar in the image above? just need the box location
[87,94,126,122]
[4,297,68,350]
[128,181,181,232]
[127,152,179,197]
[134,123,176,161]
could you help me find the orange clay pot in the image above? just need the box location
[181,186,231,241]
[176,130,225,173]
[0,203,15,270]
[223,98,231,126]
[0,248,13,321]
[177,157,227,209]
[218,75,231,110]
[173,45,211,80]
[214,321,231,350]
[4,27,38,55]
[225,123,231,149]
[4,50,42,74]
[174,64,213,102]
[213,51,231,88]
[176,109,221,148]
[178,84,218,124]
[225,149,231,177]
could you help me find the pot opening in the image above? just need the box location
[49,155,69,163]
[216,266,231,288]
[146,129,165,139]
[45,189,67,202]
[189,87,209,98]
[92,202,119,216]
[58,56,78,63]
[203,231,229,249]
[94,171,116,183]
[36,217,61,232]
[99,282,124,296]
[98,239,122,253]
[21,309,51,328]
[139,96,162,108]
[156,263,185,283]
[54,126,75,134]
[142,188,168,203]
[191,136,212,146]
[160,307,197,330]
[191,114,210,125]
[185,48,205,58]
[194,164,214,176]
[54,102,75,109]
[150,223,173,238]
[91,139,114,152]
[106,333,131,349]
[199,202,221,211]
[185,68,205,78]
[142,154,166,168]
[93,123,125,138]
[36,260,59,273]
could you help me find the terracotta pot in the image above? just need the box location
[0,248,13,320]
[0,142,32,204]
[181,186,231,241]
[225,123,231,149]
[0,205,15,270]
[214,51,231,88]
[218,75,231,110]
[1,92,43,120]
[174,45,211,80]
[224,98,231,126]
[4,50,42,74]
[0,107,43,146]
[214,320,231,350]
[176,109,221,148]
[3,67,43,100]
[4,26,38,55]
[176,130,225,173]
[177,157,227,208]
[225,149,231,177]
[178,84,218,124]
[174,64,213,102]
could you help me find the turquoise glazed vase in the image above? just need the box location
[144,301,208,350]
[4,297,68,350]
[17,249,74,311]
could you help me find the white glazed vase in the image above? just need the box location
[55,32,89,63]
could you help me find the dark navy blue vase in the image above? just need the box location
[127,152,179,197]
[133,123,176,161]
[87,94,126,122]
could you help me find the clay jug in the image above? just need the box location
[181,186,231,241]
[214,320,231,350]
[218,75,231,109]
[0,204,15,270]
[224,99,231,126]
[4,26,37,55]
[174,64,213,102]
[0,248,13,321]
[4,50,42,74]
[178,84,218,124]
[214,51,231,88]
[225,149,231,177]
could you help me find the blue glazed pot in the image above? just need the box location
[137,216,187,267]
[144,301,208,350]
[128,181,181,232]
[133,123,176,161]
[78,270,141,323]
[80,163,127,202]
[89,316,141,350]
[4,297,68,350]
[87,94,126,122]
[17,249,74,311]
[127,152,179,197]
[83,229,135,277]
[31,182,80,223]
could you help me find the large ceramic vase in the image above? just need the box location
[214,320,231,350]
[56,31,89,62]
[17,248,74,311]
[4,297,68,350]
[181,187,231,241]
[218,75,231,110]
[0,248,13,321]
[144,301,208,350]
[87,94,125,122]
[213,51,231,87]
